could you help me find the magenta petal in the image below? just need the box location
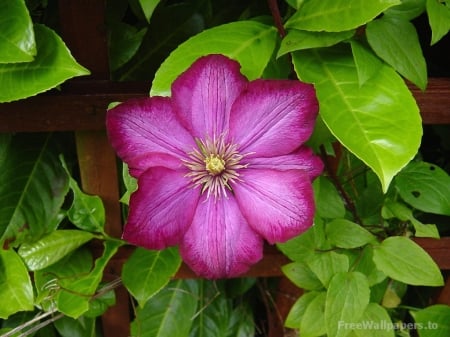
[229,79,318,157]
[180,195,263,279]
[233,169,315,244]
[171,54,247,139]
[247,147,323,180]
[106,97,195,177]
[123,167,200,250]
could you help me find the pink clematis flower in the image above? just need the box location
[106,54,323,279]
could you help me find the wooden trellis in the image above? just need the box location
[0,1,449,336]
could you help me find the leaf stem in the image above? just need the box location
[267,0,286,38]
[320,146,362,225]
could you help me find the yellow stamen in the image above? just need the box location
[205,155,225,175]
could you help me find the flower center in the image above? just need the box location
[183,134,248,199]
[205,155,225,175]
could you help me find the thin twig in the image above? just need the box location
[267,0,287,38]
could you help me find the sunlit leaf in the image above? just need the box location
[300,292,326,337]
[307,251,349,287]
[0,24,89,102]
[352,303,395,337]
[122,247,181,308]
[366,16,427,90]
[282,261,323,290]
[326,219,377,249]
[0,0,35,63]
[0,249,34,318]
[325,272,370,337]
[278,29,354,57]
[285,291,321,328]
[350,39,384,86]
[293,48,422,192]
[151,20,277,96]
[372,236,444,286]
[285,0,400,32]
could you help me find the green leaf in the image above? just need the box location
[54,316,97,337]
[282,261,324,290]
[395,161,450,216]
[313,176,346,219]
[119,163,138,205]
[307,251,349,287]
[18,230,95,271]
[285,291,321,328]
[34,247,93,311]
[0,134,70,246]
[382,199,439,238]
[131,279,199,337]
[85,286,116,318]
[139,0,161,23]
[293,48,422,192]
[285,0,400,32]
[366,17,427,90]
[372,236,444,286]
[56,239,122,318]
[353,246,386,286]
[0,24,90,102]
[278,29,354,57]
[325,272,371,337]
[122,247,182,308]
[426,0,450,45]
[384,0,426,20]
[350,40,384,86]
[61,157,106,233]
[151,20,277,96]
[326,219,377,249]
[351,303,395,337]
[0,249,34,318]
[300,292,327,337]
[411,304,450,337]
[0,0,36,63]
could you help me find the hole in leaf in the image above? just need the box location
[411,191,421,198]
[429,165,436,171]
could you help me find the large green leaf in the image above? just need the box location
[372,236,444,286]
[0,134,69,246]
[18,230,95,271]
[122,247,182,308]
[285,0,400,32]
[0,249,34,319]
[0,24,89,102]
[366,17,427,90]
[395,161,450,216]
[293,48,422,192]
[426,0,450,45]
[325,272,371,337]
[151,20,277,96]
[131,279,199,337]
[0,0,36,63]
[411,304,450,337]
[307,251,349,287]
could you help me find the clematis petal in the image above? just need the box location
[229,79,318,157]
[247,147,323,180]
[180,195,263,279]
[171,54,247,139]
[106,97,195,177]
[123,167,200,250]
[233,168,315,244]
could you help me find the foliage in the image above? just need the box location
[1,0,450,336]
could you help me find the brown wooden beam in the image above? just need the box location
[0,78,448,133]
